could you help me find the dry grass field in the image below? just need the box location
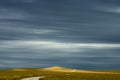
[0,66,120,80]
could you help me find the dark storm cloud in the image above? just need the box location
[0,0,120,42]
[0,0,120,69]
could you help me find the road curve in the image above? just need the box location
[21,76,45,80]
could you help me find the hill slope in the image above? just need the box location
[42,66,120,74]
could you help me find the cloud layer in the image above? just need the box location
[0,0,120,69]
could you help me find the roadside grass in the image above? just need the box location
[0,69,120,80]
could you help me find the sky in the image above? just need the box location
[0,0,120,70]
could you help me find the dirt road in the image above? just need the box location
[21,76,45,80]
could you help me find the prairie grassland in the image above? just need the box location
[0,68,120,80]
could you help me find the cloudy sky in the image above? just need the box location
[0,0,120,70]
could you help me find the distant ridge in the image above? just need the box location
[42,66,117,74]
[43,66,73,70]
[6,66,120,74]
[42,66,79,72]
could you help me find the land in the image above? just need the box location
[0,66,120,80]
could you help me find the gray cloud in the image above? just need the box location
[0,0,120,69]
[0,8,28,20]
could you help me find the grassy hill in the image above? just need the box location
[0,66,120,80]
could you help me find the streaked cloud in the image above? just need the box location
[0,0,120,69]
[0,40,120,52]
[96,6,120,14]
[104,7,120,13]
[0,8,28,20]
[0,26,58,35]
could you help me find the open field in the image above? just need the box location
[0,66,120,80]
